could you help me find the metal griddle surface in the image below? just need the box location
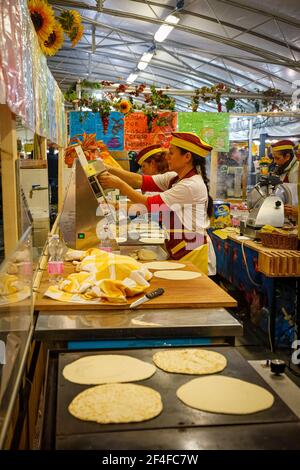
[56,347,298,440]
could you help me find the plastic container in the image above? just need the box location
[48,234,64,283]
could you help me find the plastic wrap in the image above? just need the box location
[20,0,35,131]
[0,0,26,118]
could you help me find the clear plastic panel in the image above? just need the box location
[0,228,33,447]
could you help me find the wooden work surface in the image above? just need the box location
[228,233,300,277]
[35,261,237,312]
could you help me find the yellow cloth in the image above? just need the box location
[180,244,209,276]
[0,273,30,305]
[45,250,152,304]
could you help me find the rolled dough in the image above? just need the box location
[69,383,163,423]
[63,354,156,384]
[140,238,164,244]
[153,349,227,375]
[153,270,201,280]
[144,261,185,270]
[177,376,274,414]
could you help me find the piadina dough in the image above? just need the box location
[144,261,185,270]
[153,270,201,280]
[177,376,274,415]
[63,354,156,385]
[153,349,227,375]
[69,383,163,424]
[140,238,164,244]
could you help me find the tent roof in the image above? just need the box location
[48,0,300,111]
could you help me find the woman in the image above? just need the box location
[135,144,169,175]
[100,132,216,275]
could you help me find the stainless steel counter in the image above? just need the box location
[34,307,242,342]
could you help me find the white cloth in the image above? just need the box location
[278,158,299,183]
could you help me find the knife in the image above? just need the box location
[129,288,165,309]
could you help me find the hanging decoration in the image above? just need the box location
[58,9,84,47]
[39,20,64,56]
[64,79,293,119]
[28,0,55,42]
[28,0,84,56]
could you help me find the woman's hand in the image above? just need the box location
[98,173,124,190]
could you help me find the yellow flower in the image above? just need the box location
[28,0,55,42]
[40,20,64,56]
[70,23,84,47]
[118,100,131,114]
[69,9,82,26]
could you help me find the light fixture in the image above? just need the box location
[126,72,139,84]
[138,47,155,71]
[154,14,180,43]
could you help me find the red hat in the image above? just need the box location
[135,145,165,166]
[170,132,213,157]
[271,140,294,152]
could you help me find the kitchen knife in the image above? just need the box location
[129,288,165,309]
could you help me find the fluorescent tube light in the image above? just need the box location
[154,14,179,42]
[127,73,139,84]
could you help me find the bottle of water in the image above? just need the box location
[48,234,64,283]
[100,225,119,254]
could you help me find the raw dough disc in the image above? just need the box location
[138,248,157,261]
[63,354,156,385]
[69,383,163,424]
[153,349,227,375]
[154,270,201,280]
[144,261,185,270]
[140,238,164,244]
[177,376,274,415]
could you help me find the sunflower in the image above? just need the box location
[40,20,64,56]
[118,100,131,114]
[28,0,55,42]
[70,23,84,47]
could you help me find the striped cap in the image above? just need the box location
[271,140,294,152]
[135,145,165,166]
[170,132,213,157]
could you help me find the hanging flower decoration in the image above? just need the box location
[39,20,64,56]
[28,0,55,42]
[28,1,84,55]
[115,99,132,115]
[58,9,84,47]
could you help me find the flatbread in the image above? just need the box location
[69,383,163,424]
[138,248,157,261]
[177,376,274,415]
[154,270,201,280]
[144,261,185,270]
[153,349,227,375]
[63,354,156,384]
[140,238,164,244]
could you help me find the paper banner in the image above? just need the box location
[69,111,124,151]
[177,112,230,152]
[124,112,177,151]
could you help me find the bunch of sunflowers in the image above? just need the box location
[28,0,83,56]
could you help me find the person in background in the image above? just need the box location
[271,140,299,183]
[226,147,244,167]
[135,145,169,175]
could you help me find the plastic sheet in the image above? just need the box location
[0,0,26,119]
[0,0,65,145]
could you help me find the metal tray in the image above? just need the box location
[56,347,298,441]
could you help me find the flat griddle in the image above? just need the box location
[55,347,298,448]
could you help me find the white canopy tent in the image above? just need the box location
[48,0,300,112]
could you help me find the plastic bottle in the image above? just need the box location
[48,234,64,283]
[100,224,119,254]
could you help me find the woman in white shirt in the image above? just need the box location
[99,132,216,275]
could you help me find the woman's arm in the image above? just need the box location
[105,165,142,189]
[99,173,148,205]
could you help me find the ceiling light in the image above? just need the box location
[154,14,180,43]
[127,73,139,84]
[138,61,149,71]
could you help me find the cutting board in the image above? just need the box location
[35,261,237,311]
